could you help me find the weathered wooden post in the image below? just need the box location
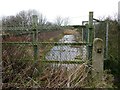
[92,38,104,82]
[32,15,38,61]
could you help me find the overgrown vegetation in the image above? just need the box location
[95,17,120,88]
[2,9,120,88]
[2,31,65,89]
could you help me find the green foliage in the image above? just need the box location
[96,18,119,88]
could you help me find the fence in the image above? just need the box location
[2,12,104,88]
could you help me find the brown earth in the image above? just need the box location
[2,30,64,42]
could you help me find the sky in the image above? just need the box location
[0,0,120,25]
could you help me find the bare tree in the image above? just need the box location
[2,9,48,35]
[27,9,47,25]
[54,16,70,26]
[2,9,47,27]
[38,14,47,25]
[54,16,64,26]
[63,17,70,26]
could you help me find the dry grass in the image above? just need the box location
[2,28,115,89]
[2,61,90,88]
[63,29,79,35]
[2,44,114,88]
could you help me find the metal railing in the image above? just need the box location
[2,12,96,88]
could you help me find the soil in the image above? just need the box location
[2,30,64,42]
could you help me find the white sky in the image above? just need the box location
[0,0,119,25]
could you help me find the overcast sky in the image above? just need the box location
[0,0,119,25]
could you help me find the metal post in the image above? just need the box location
[0,20,2,90]
[87,12,94,84]
[82,21,84,42]
[118,1,120,24]
[32,15,38,61]
[85,24,89,43]
[106,21,109,60]
[82,21,88,42]
[89,12,94,44]
[93,22,96,38]
[88,12,94,61]
[118,2,120,60]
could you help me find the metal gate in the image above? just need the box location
[2,12,104,88]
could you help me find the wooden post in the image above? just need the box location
[32,15,38,61]
[92,38,104,82]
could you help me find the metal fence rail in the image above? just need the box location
[2,42,88,45]
[2,12,98,88]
